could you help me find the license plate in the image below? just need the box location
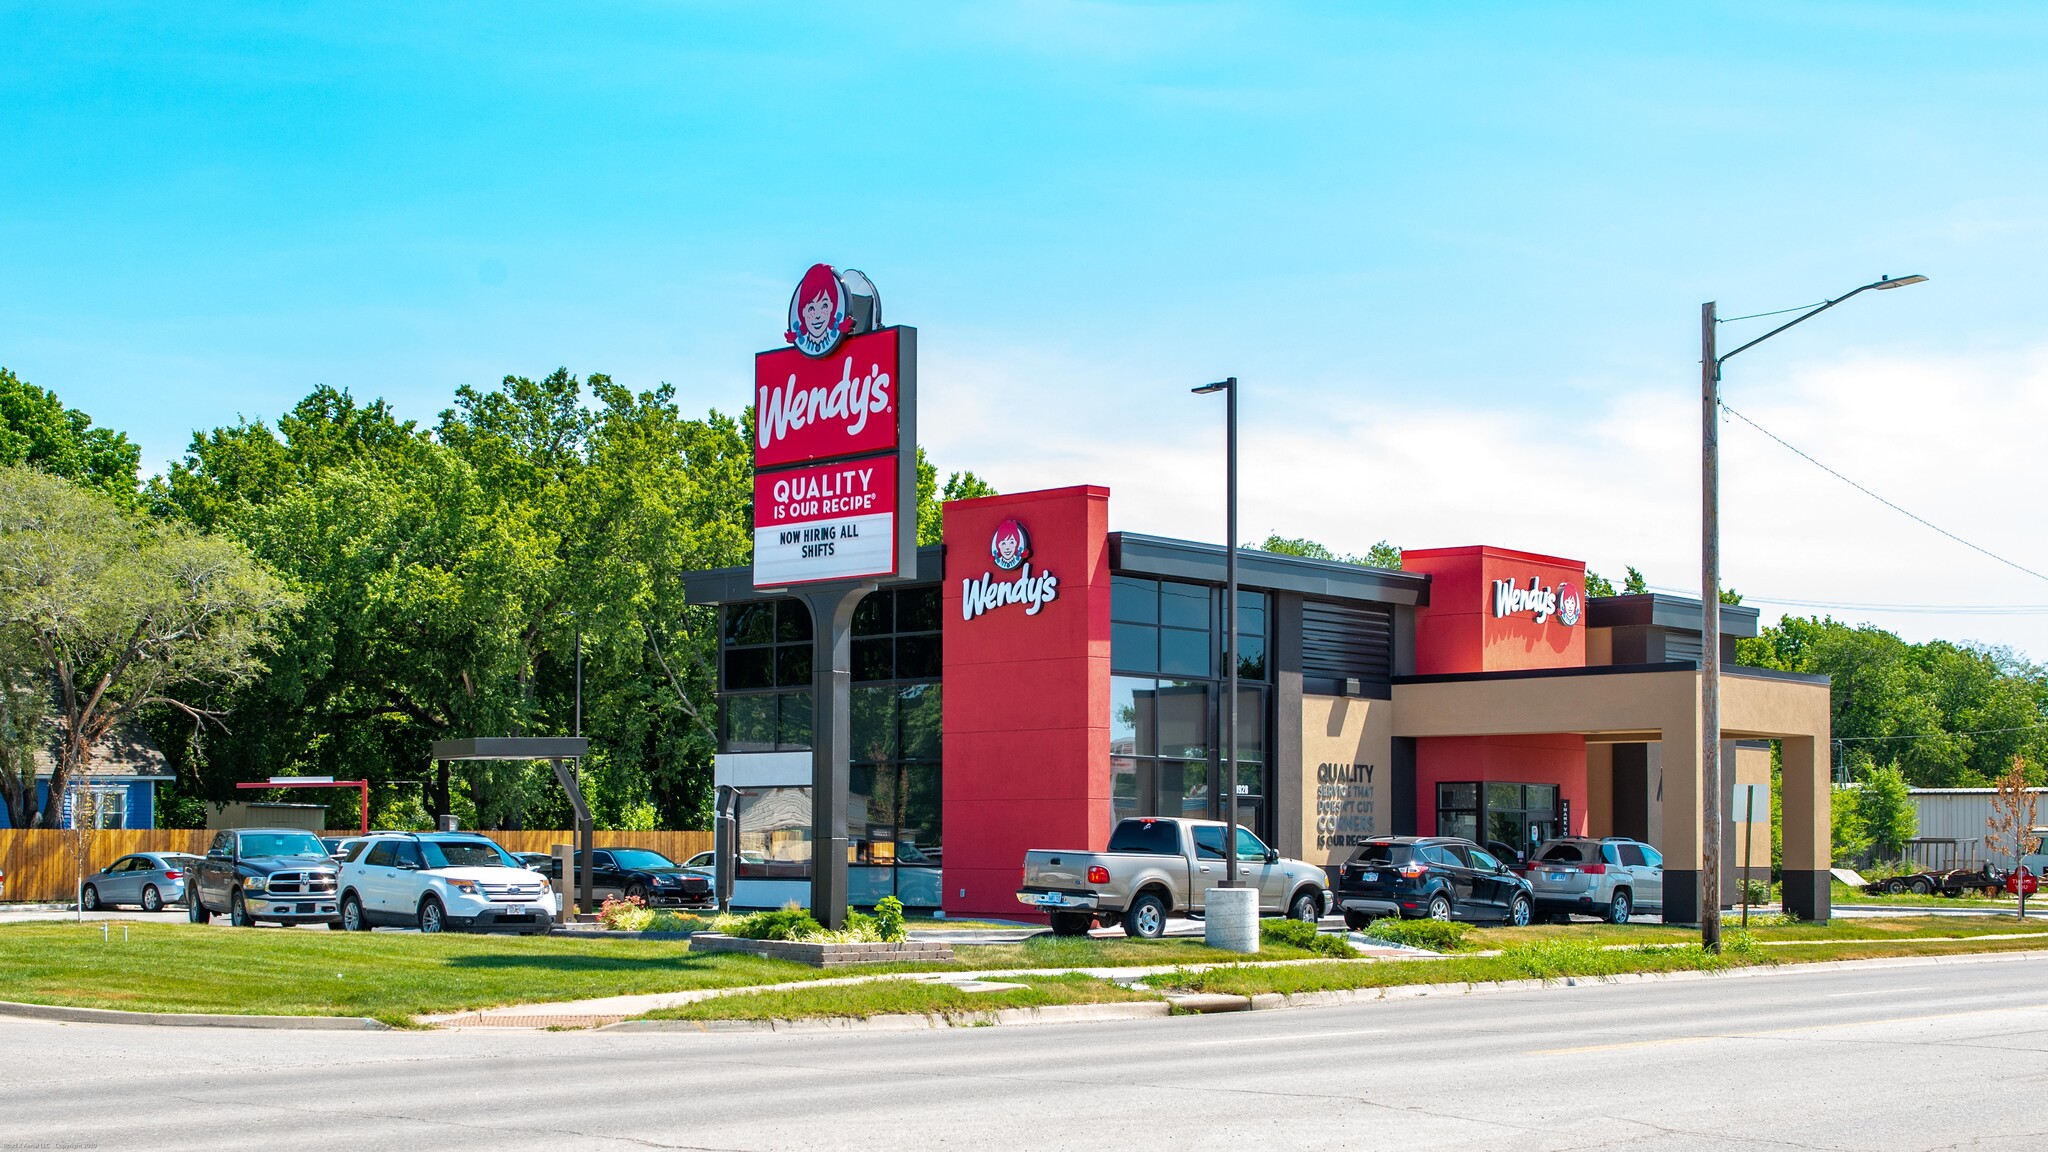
[297,903,313,914]
[496,907,530,917]
[1034,893,1065,907]
[1546,872,1567,882]
[1360,872,1379,883]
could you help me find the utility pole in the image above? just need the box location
[1702,301,1723,952]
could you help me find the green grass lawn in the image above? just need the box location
[0,922,822,1025]
[640,973,1157,1022]
[1829,881,2016,909]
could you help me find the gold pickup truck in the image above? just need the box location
[1017,817,1331,939]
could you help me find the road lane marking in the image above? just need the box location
[1189,1030,1387,1046]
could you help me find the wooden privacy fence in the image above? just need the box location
[0,829,713,904]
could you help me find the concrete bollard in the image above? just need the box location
[1203,886,1260,954]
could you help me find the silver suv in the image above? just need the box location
[1525,837,1663,924]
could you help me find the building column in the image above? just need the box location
[1658,698,1703,924]
[1779,735,1830,922]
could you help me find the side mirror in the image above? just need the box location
[1266,849,1280,864]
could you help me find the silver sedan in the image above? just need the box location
[81,852,201,912]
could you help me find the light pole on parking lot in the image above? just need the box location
[1191,376,1241,888]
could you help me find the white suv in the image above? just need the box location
[336,833,557,934]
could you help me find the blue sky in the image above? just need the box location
[7,3,2048,653]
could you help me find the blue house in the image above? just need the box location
[0,725,170,830]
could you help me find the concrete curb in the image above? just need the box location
[598,1001,1172,1033]
[0,1000,392,1031]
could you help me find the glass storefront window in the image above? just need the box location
[1439,781,1561,863]
[736,787,812,880]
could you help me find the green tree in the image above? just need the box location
[1623,566,1648,594]
[0,368,140,501]
[0,465,292,827]
[1851,762,1916,861]
[1251,535,1400,569]
[1585,571,1617,597]
[913,446,996,546]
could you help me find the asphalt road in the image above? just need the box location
[5,952,2048,1151]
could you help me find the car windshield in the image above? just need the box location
[608,849,678,870]
[423,840,518,869]
[238,833,328,858]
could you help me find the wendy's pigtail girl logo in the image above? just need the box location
[784,265,883,358]
[990,518,1031,571]
[787,263,853,357]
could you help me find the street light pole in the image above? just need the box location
[1698,273,1924,951]
[1193,376,1241,887]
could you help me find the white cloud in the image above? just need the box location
[920,342,2048,661]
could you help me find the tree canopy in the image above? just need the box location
[1251,534,1401,569]
[0,368,140,502]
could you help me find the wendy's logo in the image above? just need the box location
[785,264,882,357]
[1556,581,1582,628]
[990,518,1031,571]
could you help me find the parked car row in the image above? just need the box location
[1335,835,1667,927]
[82,852,203,912]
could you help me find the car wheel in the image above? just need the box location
[1885,879,1906,894]
[81,885,100,912]
[141,885,162,913]
[230,889,254,928]
[1607,889,1632,925]
[1125,892,1168,940]
[1426,893,1453,922]
[341,894,369,933]
[1909,877,1933,896]
[188,894,210,924]
[1343,910,1373,931]
[1288,890,1322,923]
[1507,895,1532,927]
[626,883,648,904]
[418,895,445,934]
[1049,912,1093,937]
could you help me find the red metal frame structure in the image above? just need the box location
[234,777,370,835]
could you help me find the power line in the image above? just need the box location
[1835,721,2048,744]
[1719,401,2048,587]
[1641,582,2048,616]
[1717,301,1826,323]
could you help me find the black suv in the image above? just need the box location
[189,828,341,928]
[1335,836,1533,928]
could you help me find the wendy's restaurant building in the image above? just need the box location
[684,483,1837,925]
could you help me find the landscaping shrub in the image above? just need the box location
[1737,878,1775,906]
[1361,917,1472,952]
[1261,918,1320,949]
[723,907,825,941]
[598,896,710,933]
[1259,918,1361,958]
[873,896,907,942]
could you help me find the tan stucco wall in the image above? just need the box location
[1284,695,1394,868]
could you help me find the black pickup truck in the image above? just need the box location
[188,828,342,927]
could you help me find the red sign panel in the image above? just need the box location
[753,327,903,471]
[751,458,900,587]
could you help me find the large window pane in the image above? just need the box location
[1157,760,1210,820]
[1159,581,1211,630]
[1111,757,1139,825]
[1111,576,1158,624]
[1486,782,1522,814]
[1440,783,1478,810]
[897,586,941,633]
[724,603,775,646]
[899,765,943,861]
[896,634,941,680]
[1159,627,1211,677]
[1112,622,1158,674]
[1232,635,1267,681]
[852,591,894,636]
[737,787,811,879]
[852,637,894,682]
[1156,681,1208,759]
[1110,677,1149,757]
[723,648,772,691]
[898,683,941,761]
[775,645,812,688]
[1227,685,1267,763]
[851,686,897,763]
[775,600,812,643]
[776,690,811,749]
[723,695,775,752]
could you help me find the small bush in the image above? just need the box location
[722,907,824,941]
[1308,932,1359,959]
[598,895,650,931]
[1738,879,1775,906]
[873,896,907,942]
[1261,918,1321,949]
[1361,917,1472,952]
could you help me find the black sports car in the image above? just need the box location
[519,848,713,908]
